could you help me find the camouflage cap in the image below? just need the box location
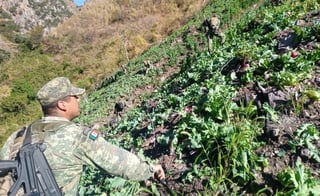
[37,77,85,105]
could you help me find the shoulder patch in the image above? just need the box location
[89,129,100,141]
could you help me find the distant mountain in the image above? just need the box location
[0,0,77,34]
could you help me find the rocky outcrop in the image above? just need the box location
[0,0,77,34]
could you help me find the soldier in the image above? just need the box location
[204,14,226,52]
[0,77,165,195]
[109,102,125,128]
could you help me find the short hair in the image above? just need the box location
[41,96,72,115]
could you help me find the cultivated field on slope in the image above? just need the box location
[76,0,320,195]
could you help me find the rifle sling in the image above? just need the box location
[23,125,32,146]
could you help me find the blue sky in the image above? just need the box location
[74,0,86,6]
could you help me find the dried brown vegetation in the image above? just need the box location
[47,0,209,86]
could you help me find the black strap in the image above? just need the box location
[23,125,32,146]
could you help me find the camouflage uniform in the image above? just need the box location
[0,128,25,195]
[0,77,155,195]
[205,14,225,52]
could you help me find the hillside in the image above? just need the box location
[0,0,208,146]
[74,0,320,195]
[49,0,210,85]
[0,0,319,195]
[0,0,76,57]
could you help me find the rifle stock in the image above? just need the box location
[0,160,17,177]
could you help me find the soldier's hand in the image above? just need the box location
[152,164,166,181]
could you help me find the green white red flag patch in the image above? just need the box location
[89,129,99,141]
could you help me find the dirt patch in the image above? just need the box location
[104,59,182,129]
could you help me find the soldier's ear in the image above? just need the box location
[56,99,67,111]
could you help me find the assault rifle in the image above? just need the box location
[0,127,62,196]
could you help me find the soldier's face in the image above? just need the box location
[210,17,219,28]
[66,95,81,120]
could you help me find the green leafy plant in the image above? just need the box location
[289,124,320,163]
[303,89,320,102]
[277,161,320,195]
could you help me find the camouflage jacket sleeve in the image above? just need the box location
[0,130,19,160]
[73,128,154,181]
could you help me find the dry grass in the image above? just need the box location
[0,85,10,100]
[47,0,209,87]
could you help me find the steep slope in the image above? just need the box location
[0,0,210,148]
[48,0,210,85]
[76,0,320,195]
[1,0,319,194]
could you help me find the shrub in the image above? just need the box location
[0,49,10,64]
